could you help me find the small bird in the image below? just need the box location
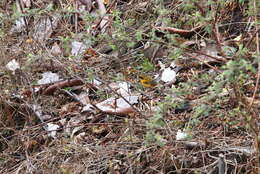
[139,74,157,88]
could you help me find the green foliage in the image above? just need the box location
[225,107,243,127]
[59,35,72,57]
[193,104,211,118]
[126,41,135,48]
[169,47,183,60]
[141,58,154,72]
[146,113,165,129]
[82,13,97,30]
[145,130,166,147]
[137,0,260,144]
[222,46,237,57]
[144,98,167,147]
[135,31,143,41]
[85,68,95,82]
[171,82,193,97]
[208,80,225,99]
[222,58,255,84]
[26,53,39,63]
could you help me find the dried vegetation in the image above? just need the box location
[0,0,260,173]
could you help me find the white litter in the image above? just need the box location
[71,41,87,56]
[10,17,26,33]
[51,42,62,56]
[46,123,60,138]
[92,78,102,86]
[161,67,176,83]
[118,82,131,96]
[176,129,190,140]
[37,72,60,85]
[6,59,20,74]
[82,96,139,114]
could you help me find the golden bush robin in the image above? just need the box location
[139,74,157,88]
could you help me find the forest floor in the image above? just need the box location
[0,0,260,173]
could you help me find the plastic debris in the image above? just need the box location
[92,78,102,86]
[32,14,60,42]
[71,41,87,56]
[118,82,131,96]
[37,72,60,85]
[51,42,62,56]
[6,59,20,74]
[107,81,131,95]
[161,62,177,83]
[22,0,31,7]
[176,129,190,140]
[46,123,60,138]
[82,95,138,115]
[10,17,26,33]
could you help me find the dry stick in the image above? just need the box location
[217,154,226,174]
[60,88,103,112]
[150,39,227,62]
[250,0,260,172]
[213,20,226,58]
[96,0,107,32]
[61,79,143,117]
[96,0,106,16]
[148,39,224,72]
[98,79,144,117]
[60,88,131,119]
[4,112,125,140]
[2,92,126,140]
[92,0,117,35]
[74,0,78,33]
[213,5,221,45]
[193,48,227,62]
[245,28,260,48]
[232,81,259,135]
[212,3,228,60]
[248,13,260,109]
[16,0,29,34]
[184,52,221,72]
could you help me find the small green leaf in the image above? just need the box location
[142,58,154,72]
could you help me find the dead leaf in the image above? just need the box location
[51,42,62,56]
[82,96,139,115]
[92,125,107,134]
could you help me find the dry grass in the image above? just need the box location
[0,0,259,173]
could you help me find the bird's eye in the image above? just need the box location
[139,75,144,79]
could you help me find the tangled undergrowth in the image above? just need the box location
[0,0,259,173]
